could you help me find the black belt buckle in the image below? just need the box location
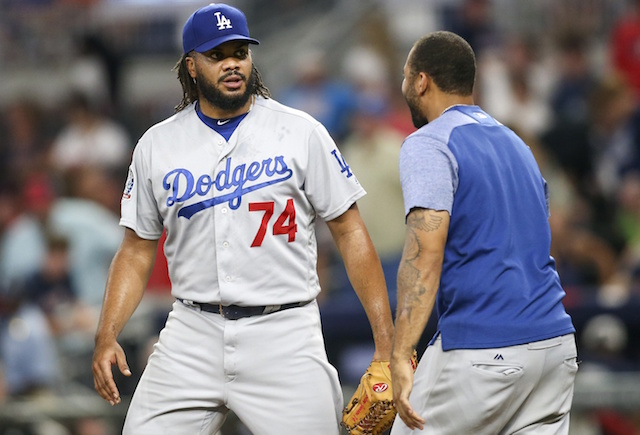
[178,298,310,320]
[220,304,262,320]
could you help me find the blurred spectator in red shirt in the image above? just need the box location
[611,0,640,98]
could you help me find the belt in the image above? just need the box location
[178,298,313,320]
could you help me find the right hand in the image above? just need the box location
[92,338,132,405]
[391,352,425,430]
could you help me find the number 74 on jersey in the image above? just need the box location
[249,198,297,247]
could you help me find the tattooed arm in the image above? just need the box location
[390,207,450,430]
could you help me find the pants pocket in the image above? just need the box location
[471,361,524,378]
[563,357,579,372]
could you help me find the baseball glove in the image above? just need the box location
[342,351,418,435]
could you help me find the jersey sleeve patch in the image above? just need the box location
[122,168,134,200]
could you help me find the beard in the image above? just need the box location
[197,68,257,113]
[404,85,428,129]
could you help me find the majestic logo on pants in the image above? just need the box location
[163,156,293,219]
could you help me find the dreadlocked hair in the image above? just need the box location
[252,64,272,99]
[173,53,272,113]
[173,54,197,113]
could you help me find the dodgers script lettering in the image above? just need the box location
[162,156,293,219]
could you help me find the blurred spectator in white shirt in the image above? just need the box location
[478,35,553,138]
[49,91,131,176]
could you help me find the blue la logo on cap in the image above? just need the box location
[182,3,260,54]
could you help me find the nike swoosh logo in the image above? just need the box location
[217,119,230,125]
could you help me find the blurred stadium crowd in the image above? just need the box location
[1,0,640,434]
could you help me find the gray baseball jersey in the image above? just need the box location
[120,97,360,434]
[121,96,364,305]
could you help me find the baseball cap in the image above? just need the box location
[182,3,260,54]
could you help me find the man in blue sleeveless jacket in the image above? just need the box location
[390,31,577,434]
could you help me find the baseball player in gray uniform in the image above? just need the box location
[91,3,394,434]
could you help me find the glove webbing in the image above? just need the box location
[343,399,395,434]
